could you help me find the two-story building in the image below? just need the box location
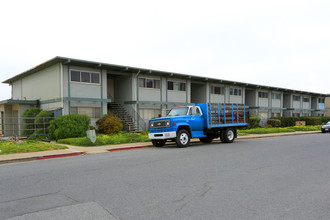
[0,57,327,136]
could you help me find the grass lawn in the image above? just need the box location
[58,132,149,146]
[238,125,322,136]
[58,125,322,147]
[0,140,67,155]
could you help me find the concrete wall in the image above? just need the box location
[167,78,188,103]
[12,64,61,101]
[210,94,225,103]
[245,90,256,107]
[229,86,243,104]
[283,94,292,108]
[113,75,133,104]
[138,74,161,102]
[210,83,225,103]
[325,97,330,116]
[191,83,207,103]
[293,101,300,109]
[69,66,102,99]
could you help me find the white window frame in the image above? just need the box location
[211,85,224,95]
[167,80,186,92]
[70,107,101,119]
[293,95,300,101]
[70,69,101,85]
[229,88,242,96]
[272,93,280,100]
[258,92,269,99]
[139,78,160,89]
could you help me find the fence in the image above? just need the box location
[0,117,54,138]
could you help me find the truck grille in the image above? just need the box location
[150,119,170,129]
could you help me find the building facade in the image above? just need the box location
[0,57,327,135]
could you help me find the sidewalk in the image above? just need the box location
[0,130,320,165]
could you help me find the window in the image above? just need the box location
[303,97,310,102]
[258,92,268,98]
[229,88,242,96]
[271,113,280,117]
[188,106,202,115]
[168,81,186,91]
[293,95,300,101]
[70,107,101,118]
[211,86,224,95]
[272,93,280,99]
[318,98,325,103]
[81,72,90,83]
[139,78,160,89]
[91,73,100,83]
[71,70,80,82]
[292,113,300,117]
[70,70,100,84]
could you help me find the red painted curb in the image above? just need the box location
[108,146,144,152]
[36,152,83,160]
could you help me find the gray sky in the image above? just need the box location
[1,0,329,100]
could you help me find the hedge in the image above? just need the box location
[271,116,330,127]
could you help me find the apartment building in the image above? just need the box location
[0,57,327,135]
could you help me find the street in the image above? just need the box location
[1,133,330,219]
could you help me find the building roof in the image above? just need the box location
[2,56,327,97]
[0,99,37,105]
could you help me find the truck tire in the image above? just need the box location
[152,140,166,147]
[222,128,235,143]
[199,137,213,144]
[176,129,190,148]
[220,130,225,143]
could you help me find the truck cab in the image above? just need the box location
[148,103,248,148]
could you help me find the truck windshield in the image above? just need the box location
[167,107,189,116]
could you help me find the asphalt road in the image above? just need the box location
[1,133,330,219]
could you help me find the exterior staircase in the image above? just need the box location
[108,102,145,132]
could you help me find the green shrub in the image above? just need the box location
[248,114,260,129]
[22,108,42,135]
[34,110,53,136]
[48,114,90,140]
[96,114,123,135]
[267,118,281,127]
[271,116,330,127]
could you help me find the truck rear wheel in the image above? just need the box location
[199,137,213,144]
[222,128,235,143]
[176,129,190,148]
[152,140,166,147]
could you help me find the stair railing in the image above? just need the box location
[108,94,147,131]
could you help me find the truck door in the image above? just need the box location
[188,106,204,132]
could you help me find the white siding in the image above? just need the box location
[19,64,61,101]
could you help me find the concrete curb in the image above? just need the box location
[0,152,84,165]
[108,146,145,152]
[36,152,84,160]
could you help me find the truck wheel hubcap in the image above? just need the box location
[180,133,189,145]
[227,130,234,140]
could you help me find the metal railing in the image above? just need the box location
[0,117,54,138]
[123,105,147,131]
[108,94,147,131]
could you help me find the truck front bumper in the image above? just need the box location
[148,131,177,140]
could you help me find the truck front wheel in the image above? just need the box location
[176,129,190,148]
[222,128,235,143]
[152,140,166,147]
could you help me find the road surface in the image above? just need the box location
[0,133,330,219]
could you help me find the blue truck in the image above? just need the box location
[148,103,248,147]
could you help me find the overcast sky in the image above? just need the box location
[1,0,329,100]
